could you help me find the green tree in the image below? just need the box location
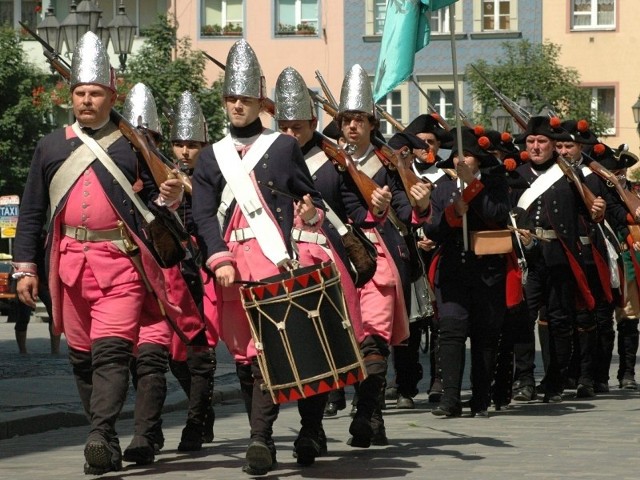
[466,40,611,135]
[125,15,226,150]
[0,27,54,196]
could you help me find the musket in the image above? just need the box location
[583,151,640,226]
[374,104,405,132]
[21,21,192,194]
[410,74,452,131]
[438,85,474,129]
[314,70,339,110]
[556,156,599,220]
[317,136,382,213]
[470,64,529,130]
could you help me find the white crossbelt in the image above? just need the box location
[291,227,328,246]
[229,227,256,242]
[534,228,558,240]
[364,231,379,244]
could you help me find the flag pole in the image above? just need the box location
[447,4,468,251]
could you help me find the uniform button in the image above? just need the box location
[461,251,465,257]
[83,191,89,197]
[129,209,135,215]
[112,179,117,184]
[244,246,250,251]
[262,163,267,168]
[461,259,466,264]
[267,180,274,186]
[81,214,87,221]
[264,154,269,159]
[122,200,127,204]
[83,246,89,252]
[84,170,90,176]
[82,203,87,209]
[312,175,317,180]
[279,216,284,221]
[554,209,558,213]
[84,181,90,186]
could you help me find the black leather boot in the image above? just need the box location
[618,319,639,389]
[84,337,132,475]
[68,347,93,420]
[349,353,387,448]
[178,347,216,451]
[295,392,327,465]
[123,343,169,465]
[576,326,597,398]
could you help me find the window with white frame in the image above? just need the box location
[428,88,455,122]
[589,86,615,135]
[1,1,43,30]
[372,0,387,35]
[376,89,402,137]
[482,0,511,31]
[275,0,319,35]
[201,0,244,35]
[429,2,453,33]
[571,0,615,30]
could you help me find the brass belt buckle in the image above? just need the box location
[74,225,88,242]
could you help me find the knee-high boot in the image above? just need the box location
[68,348,93,420]
[236,362,254,420]
[545,331,572,401]
[170,358,192,397]
[123,343,169,465]
[295,392,328,465]
[84,337,132,475]
[349,353,387,448]
[576,326,597,394]
[244,358,279,475]
[618,319,639,389]
[595,313,615,388]
[178,347,216,451]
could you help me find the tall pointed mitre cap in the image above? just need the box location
[274,67,314,121]
[70,31,115,91]
[338,64,375,116]
[122,83,162,136]
[171,91,207,143]
[222,39,265,99]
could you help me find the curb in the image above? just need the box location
[0,385,243,440]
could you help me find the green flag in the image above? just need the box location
[373,0,458,103]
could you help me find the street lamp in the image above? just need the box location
[490,105,513,132]
[108,1,137,72]
[97,15,110,51]
[631,95,640,132]
[60,0,90,55]
[76,0,103,35]
[36,3,62,53]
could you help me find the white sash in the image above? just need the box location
[213,130,291,267]
[517,163,564,211]
[581,165,593,177]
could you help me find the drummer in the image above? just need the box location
[191,40,324,476]
[273,67,391,464]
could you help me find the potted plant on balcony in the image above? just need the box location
[201,24,222,36]
[277,23,296,35]
[296,22,316,35]
[223,23,243,36]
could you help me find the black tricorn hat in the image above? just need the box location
[388,131,429,151]
[436,126,501,168]
[557,119,598,145]
[514,116,566,142]
[588,143,638,171]
[404,113,454,143]
[484,129,519,155]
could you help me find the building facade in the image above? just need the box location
[542,0,640,155]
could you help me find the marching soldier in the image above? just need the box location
[510,117,605,403]
[191,40,324,476]
[12,32,197,474]
[336,65,431,446]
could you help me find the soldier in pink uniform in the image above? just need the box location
[12,33,197,475]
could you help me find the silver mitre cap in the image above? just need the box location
[274,67,314,121]
[338,64,374,116]
[171,91,207,143]
[222,40,265,99]
[70,31,114,91]
[123,83,162,136]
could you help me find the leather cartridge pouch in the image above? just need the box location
[629,224,640,243]
[340,225,377,288]
[470,230,513,255]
